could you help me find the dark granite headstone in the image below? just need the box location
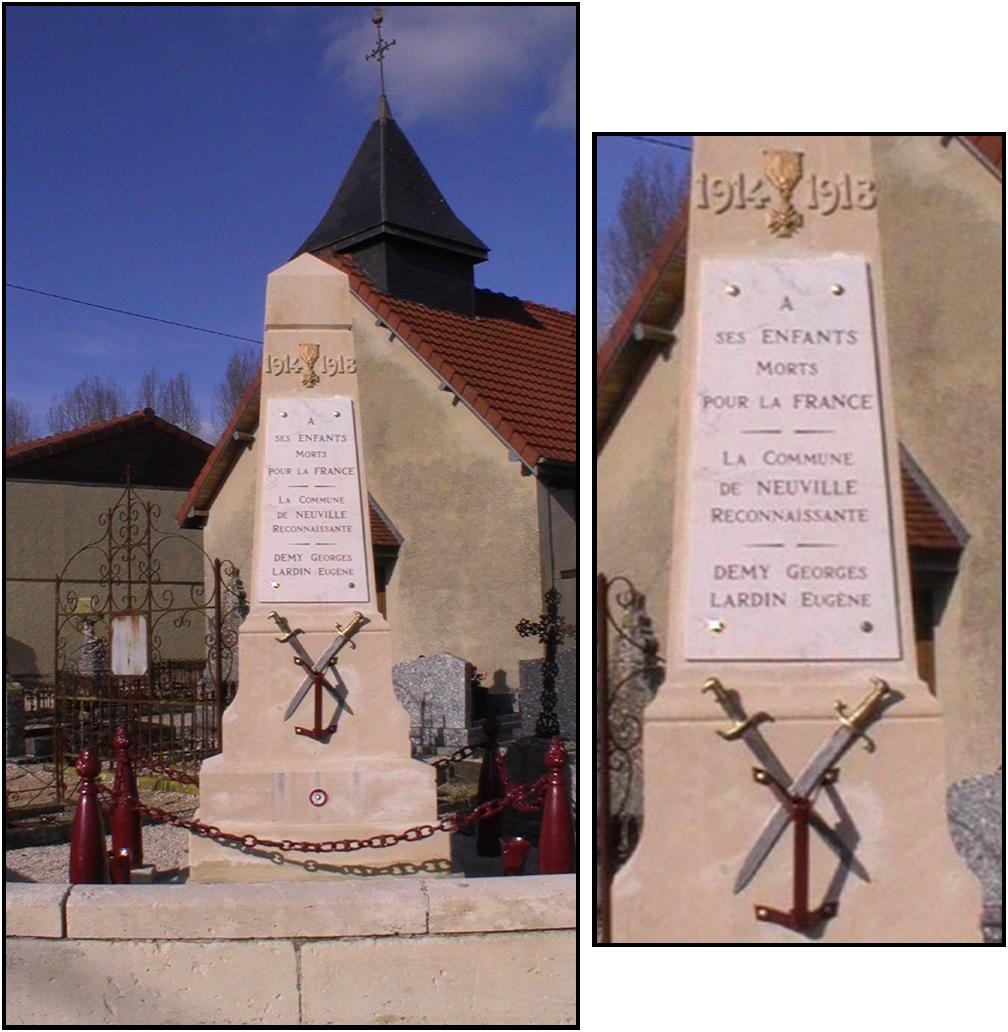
[518,647,576,740]
[393,653,471,756]
[948,767,1003,944]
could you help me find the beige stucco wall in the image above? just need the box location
[5,480,207,679]
[597,135,1002,779]
[872,135,1003,779]
[5,876,575,1025]
[597,337,684,635]
[204,286,545,693]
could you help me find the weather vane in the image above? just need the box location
[365,7,396,98]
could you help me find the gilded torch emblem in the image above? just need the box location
[764,149,804,238]
[298,343,321,388]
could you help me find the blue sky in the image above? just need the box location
[5,5,576,441]
[595,134,692,338]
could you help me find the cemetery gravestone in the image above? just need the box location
[392,652,471,755]
[611,136,978,942]
[190,255,442,880]
[518,649,576,740]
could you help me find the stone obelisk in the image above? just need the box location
[611,136,979,941]
[190,254,443,880]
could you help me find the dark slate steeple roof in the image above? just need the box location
[295,99,488,261]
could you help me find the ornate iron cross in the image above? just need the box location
[516,588,575,738]
[365,7,396,97]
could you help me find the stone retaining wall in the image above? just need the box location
[6,875,576,1025]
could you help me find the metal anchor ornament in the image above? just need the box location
[268,610,365,741]
[750,765,841,931]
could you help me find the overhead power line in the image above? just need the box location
[4,283,262,345]
[627,136,693,153]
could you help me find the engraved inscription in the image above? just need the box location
[257,396,370,604]
[265,353,358,379]
[695,166,877,232]
[683,257,901,662]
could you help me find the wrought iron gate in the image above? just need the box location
[596,573,664,942]
[49,478,244,802]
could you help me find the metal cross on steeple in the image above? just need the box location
[365,7,396,98]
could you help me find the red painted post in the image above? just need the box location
[69,746,109,884]
[475,717,504,857]
[110,723,143,869]
[108,847,132,885]
[538,737,574,874]
[501,836,531,875]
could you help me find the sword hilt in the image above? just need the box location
[703,677,771,740]
[834,677,892,752]
[718,711,774,741]
[701,676,731,708]
[335,611,366,649]
[268,610,303,643]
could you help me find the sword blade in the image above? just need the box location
[731,725,865,878]
[733,725,858,893]
[283,629,360,721]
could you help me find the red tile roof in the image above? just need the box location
[322,252,576,467]
[5,408,210,463]
[900,460,965,552]
[5,409,212,489]
[959,134,1003,176]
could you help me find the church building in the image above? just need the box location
[178,94,576,694]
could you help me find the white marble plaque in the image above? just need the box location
[110,614,148,676]
[257,396,371,604]
[683,257,901,661]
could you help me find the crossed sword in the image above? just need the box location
[704,676,894,892]
[268,610,365,725]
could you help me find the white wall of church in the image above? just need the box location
[353,292,544,692]
[596,333,684,648]
[873,135,1003,780]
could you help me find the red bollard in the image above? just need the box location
[69,745,109,885]
[110,724,143,869]
[538,737,574,874]
[475,717,504,857]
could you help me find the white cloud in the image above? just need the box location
[321,6,575,129]
[535,52,576,130]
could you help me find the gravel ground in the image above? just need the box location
[5,823,190,884]
[5,789,197,884]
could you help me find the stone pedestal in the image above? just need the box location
[190,255,442,881]
[613,684,977,941]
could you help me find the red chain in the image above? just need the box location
[131,756,200,786]
[96,774,548,852]
[430,743,481,769]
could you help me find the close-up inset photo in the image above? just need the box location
[595,133,1002,945]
